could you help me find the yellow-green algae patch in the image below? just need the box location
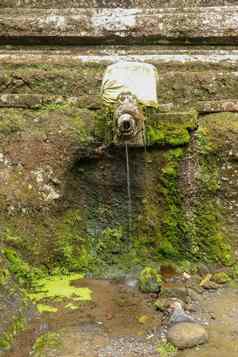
[29,274,92,302]
[65,302,79,310]
[37,304,58,313]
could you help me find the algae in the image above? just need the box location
[28,274,92,302]
[36,304,58,313]
[65,302,79,310]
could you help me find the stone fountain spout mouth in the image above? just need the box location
[117,113,136,139]
[113,93,145,145]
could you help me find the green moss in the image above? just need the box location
[31,332,61,357]
[0,262,10,286]
[156,342,177,357]
[145,110,198,147]
[94,106,114,143]
[1,247,44,288]
[0,109,25,135]
[0,317,26,352]
[184,116,235,265]
[146,125,190,146]
[157,148,189,260]
[139,267,162,293]
[37,102,69,112]
[212,272,231,284]
[54,209,96,273]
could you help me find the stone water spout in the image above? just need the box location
[101,61,159,145]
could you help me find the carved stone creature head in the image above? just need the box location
[114,92,145,145]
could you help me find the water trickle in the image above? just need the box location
[125,143,132,234]
[143,127,147,153]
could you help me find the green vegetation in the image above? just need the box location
[139,267,162,293]
[212,272,231,284]
[1,247,44,288]
[145,110,198,146]
[0,317,26,351]
[156,342,177,357]
[31,332,61,357]
[36,304,58,313]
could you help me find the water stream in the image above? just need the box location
[125,142,132,234]
[143,127,147,153]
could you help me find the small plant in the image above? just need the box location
[156,342,177,357]
[31,332,61,357]
[139,266,162,293]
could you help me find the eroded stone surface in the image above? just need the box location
[0,7,238,45]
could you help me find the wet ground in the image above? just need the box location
[3,278,238,357]
[179,288,238,357]
[4,279,161,357]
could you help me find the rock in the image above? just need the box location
[201,281,220,290]
[138,267,162,293]
[160,286,189,302]
[182,272,191,280]
[167,322,208,349]
[200,274,220,290]
[185,303,199,313]
[155,297,187,313]
[212,272,231,284]
[197,263,211,277]
[168,301,195,326]
[125,277,138,289]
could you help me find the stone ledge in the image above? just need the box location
[1,46,238,67]
[0,7,238,45]
[1,94,238,115]
[0,0,236,9]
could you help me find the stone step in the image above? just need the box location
[0,0,236,8]
[0,7,238,45]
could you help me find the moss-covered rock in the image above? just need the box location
[139,267,162,293]
[146,110,198,147]
[212,272,231,284]
[0,252,32,352]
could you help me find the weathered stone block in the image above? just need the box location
[0,7,238,45]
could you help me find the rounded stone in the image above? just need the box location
[167,322,208,350]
